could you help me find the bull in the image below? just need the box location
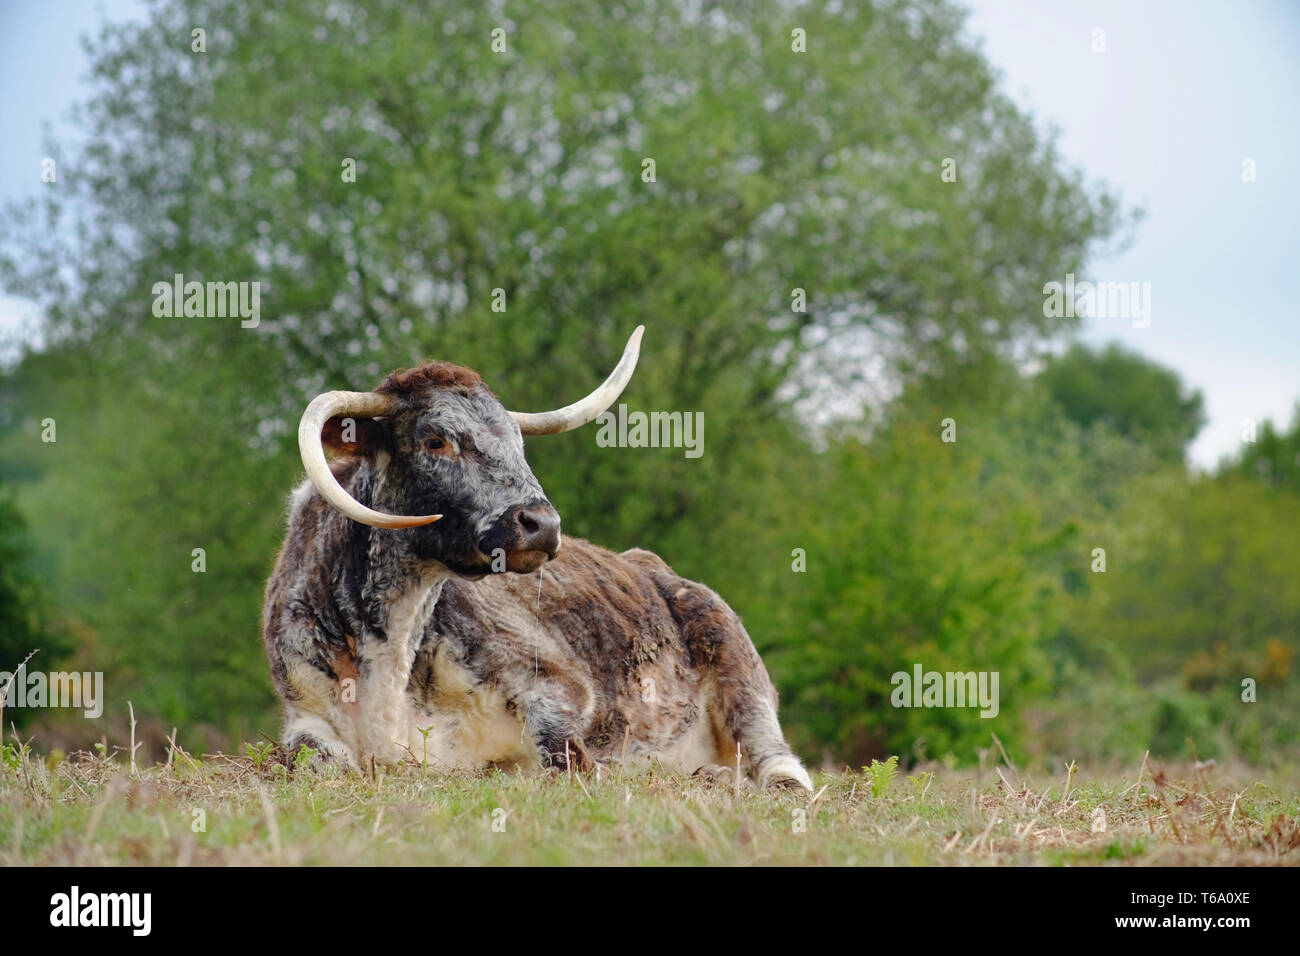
[261,327,812,790]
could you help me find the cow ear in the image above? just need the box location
[321,415,389,457]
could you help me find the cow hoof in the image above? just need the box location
[691,764,737,785]
[286,735,349,773]
[757,755,814,792]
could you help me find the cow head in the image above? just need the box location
[297,327,643,578]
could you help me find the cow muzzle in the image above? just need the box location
[481,501,562,573]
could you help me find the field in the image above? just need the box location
[2,736,1297,866]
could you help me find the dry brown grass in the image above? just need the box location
[2,730,1296,865]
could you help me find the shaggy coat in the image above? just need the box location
[262,359,811,790]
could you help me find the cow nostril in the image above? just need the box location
[511,505,559,554]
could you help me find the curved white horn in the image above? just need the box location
[509,326,645,435]
[297,390,442,529]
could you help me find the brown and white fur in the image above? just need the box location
[262,358,812,790]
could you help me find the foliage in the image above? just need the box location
[0,0,1293,774]
[1038,342,1205,462]
[0,0,1123,749]
[1219,405,1300,493]
[1071,474,1300,685]
[863,756,900,799]
[0,479,67,672]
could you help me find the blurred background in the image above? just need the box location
[1,0,1296,769]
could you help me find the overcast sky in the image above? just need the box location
[2,0,1297,467]
[961,0,1300,468]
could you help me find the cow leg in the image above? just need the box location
[476,638,597,771]
[355,581,443,765]
[672,581,814,792]
[279,656,360,767]
[283,708,354,765]
[355,634,418,765]
[266,603,363,767]
[521,695,589,769]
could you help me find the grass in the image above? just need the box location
[2,732,1298,866]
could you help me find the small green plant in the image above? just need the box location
[1103,838,1149,860]
[908,770,934,802]
[864,756,900,799]
[1,742,21,771]
[1062,759,1078,805]
[245,740,274,771]
[292,744,318,771]
[416,725,435,777]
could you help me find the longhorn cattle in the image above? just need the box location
[261,328,813,790]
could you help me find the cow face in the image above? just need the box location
[299,326,642,577]
[323,362,562,578]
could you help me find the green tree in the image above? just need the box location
[0,0,1125,751]
[1041,472,1300,762]
[1037,342,1205,462]
[1073,474,1300,684]
[1219,405,1300,493]
[0,478,68,686]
